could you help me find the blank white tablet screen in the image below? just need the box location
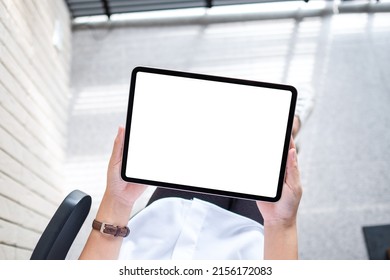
[125,71,293,199]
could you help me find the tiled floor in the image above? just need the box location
[65,6,390,259]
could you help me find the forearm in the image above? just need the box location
[263,221,298,260]
[79,191,134,260]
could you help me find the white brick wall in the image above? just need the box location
[0,0,71,259]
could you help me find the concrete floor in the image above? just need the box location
[65,5,390,259]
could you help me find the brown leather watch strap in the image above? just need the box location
[92,219,130,237]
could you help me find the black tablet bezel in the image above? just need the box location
[121,66,297,202]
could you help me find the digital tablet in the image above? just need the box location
[121,67,297,202]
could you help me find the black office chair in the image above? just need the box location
[30,189,92,260]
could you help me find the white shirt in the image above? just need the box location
[118,197,264,260]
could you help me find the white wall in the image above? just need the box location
[0,0,71,259]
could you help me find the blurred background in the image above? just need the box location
[0,0,390,260]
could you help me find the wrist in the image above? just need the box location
[263,217,297,229]
[95,190,134,226]
[263,221,298,260]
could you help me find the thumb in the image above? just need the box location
[109,126,125,167]
[285,148,301,194]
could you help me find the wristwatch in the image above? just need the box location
[92,219,130,237]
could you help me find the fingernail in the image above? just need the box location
[118,126,124,138]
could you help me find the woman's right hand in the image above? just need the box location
[256,137,302,259]
[256,137,302,227]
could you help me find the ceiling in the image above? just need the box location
[65,0,303,18]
